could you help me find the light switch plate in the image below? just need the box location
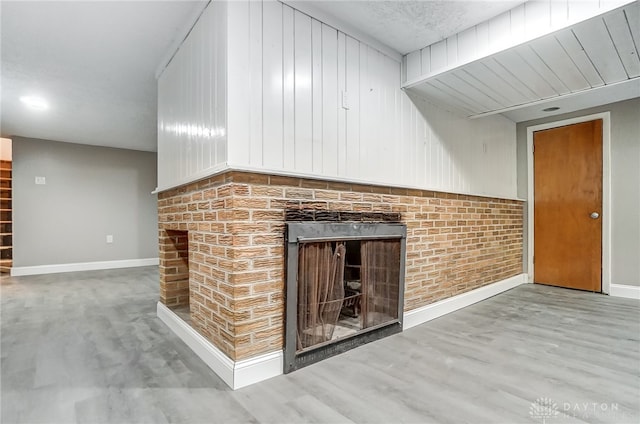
[35,176,46,185]
[341,91,349,110]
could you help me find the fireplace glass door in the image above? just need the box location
[296,239,401,351]
[286,222,406,372]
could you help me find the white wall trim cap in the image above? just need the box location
[156,302,283,390]
[403,274,527,329]
[10,258,159,277]
[609,284,640,300]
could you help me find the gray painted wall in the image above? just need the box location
[516,98,640,287]
[12,137,158,267]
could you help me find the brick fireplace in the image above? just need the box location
[157,170,523,386]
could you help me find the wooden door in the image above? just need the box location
[533,119,602,292]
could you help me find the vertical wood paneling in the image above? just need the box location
[421,106,430,187]
[378,51,390,183]
[159,0,518,198]
[511,3,526,43]
[157,60,171,184]
[550,0,568,28]
[415,102,427,187]
[249,0,263,166]
[476,21,490,56]
[405,50,421,81]
[157,2,228,190]
[337,31,347,176]
[489,11,512,51]
[386,54,401,185]
[430,40,447,72]
[446,35,458,65]
[401,55,407,83]
[457,27,477,64]
[321,25,338,176]
[420,47,431,75]
[201,17,211,171]
[524,1,551,39]
[181,36,190,178]
[359,43,371,181]
[282,5,295,171]
[411,99,421,186]
[568,0,599,23]
[400,91,412,184]
[311,19,323,173]
[433,132,443,189]
[294,12,313,172]
[227,0,250,165]
[262,0,283,169]
[197,20,207,172]
[345,36,360,178]
[215,1,227,168]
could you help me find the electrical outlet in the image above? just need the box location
[35,176,46,185]
[106,235,113,244]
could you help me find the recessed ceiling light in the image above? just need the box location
[19,96,48,111]
[543,106,560,112]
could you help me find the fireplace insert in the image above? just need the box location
[284,222,406,373]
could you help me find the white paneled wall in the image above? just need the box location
[157,0,518,199]
[157,1,227,190]
[226,0,517,199]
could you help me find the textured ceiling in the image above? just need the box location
[1,0,206,152]
[296,0,524,54]
[0,0,536,152]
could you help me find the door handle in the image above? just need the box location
[590,212,600,219]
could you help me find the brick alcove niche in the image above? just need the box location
[159,230,189,317]
[156,171,524,389]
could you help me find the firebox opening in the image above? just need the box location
[285,221,406,373]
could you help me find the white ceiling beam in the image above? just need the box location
[403,0,635,89]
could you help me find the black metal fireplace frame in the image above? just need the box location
[284,222,407,373]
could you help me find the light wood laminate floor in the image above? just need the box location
[1,267,639,423]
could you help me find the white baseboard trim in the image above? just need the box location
[403,273,528,330]
[234,350,284,390]
[157,302,283,390]
[158,274,527,388]
[609,284,640,300]
[10,258,159,277]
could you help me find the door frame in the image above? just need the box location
[526,112,611,294]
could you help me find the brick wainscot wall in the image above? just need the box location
[158,171,524,362]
